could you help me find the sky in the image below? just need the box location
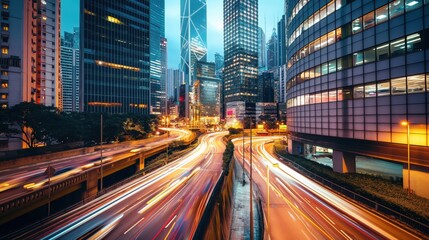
[61,0,285,68]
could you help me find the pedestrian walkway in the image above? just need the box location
[230,159,262,240]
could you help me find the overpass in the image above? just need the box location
[0,130,196,225]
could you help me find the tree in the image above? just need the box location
[0,102,62,148]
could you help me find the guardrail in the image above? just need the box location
[273,151,429,234]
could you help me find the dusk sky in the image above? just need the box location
[61,0,284,67]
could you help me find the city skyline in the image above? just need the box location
[61,0,284,67]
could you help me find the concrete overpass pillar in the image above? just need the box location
[288,139,303,155]
[403,164,429,199]
[83,168,99,198]
[137,153,145,172]
[332,150,356,173]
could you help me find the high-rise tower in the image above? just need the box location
[223,0,258,106]
[180,0,207,85]
[5,0,62,110]
[80,0,150,114]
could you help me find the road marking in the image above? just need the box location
[124,217,145,235]
[165,215,177,229]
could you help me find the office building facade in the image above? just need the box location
[149,0,165,115]
[267,28,279,70]
[160,37,168,115]
[285,0,429,197]
[258,27,267,72]
[223,0,258,105]
[180,0,207,85]
[3,0,62,110]
[80,0,150,114]
[194,61,221,123]
[61,30,80,112]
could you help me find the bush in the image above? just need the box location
[228,128,242,135]
[222,140,234,175]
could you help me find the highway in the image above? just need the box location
[234,136,424,240]
[5,131,227,240]
[0,128,192,204]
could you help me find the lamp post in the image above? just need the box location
[100,114,103,192]
[250,118,254,240]
[276,122,280,135]
[242,117,246,186]
[266,162,279,235]
[401,121,411,195]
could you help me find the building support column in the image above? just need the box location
[83,168,99,199]
[288,139,303,155]
[137,153,145,172]
[403,164,429,199]
[332,150,356,173]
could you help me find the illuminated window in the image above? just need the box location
[405,0,422,12]
[391,77,406,95]
[1,81,8,88]
[364,48,376,63]
[2,4,8,9]
[365,84,377,97]
[354,86,364,98]
[0,93,7,99]
[107,16,123,25]
[407,33,422,52]
[375,5,389,24]
[353,52,363,66]
[377,82,390,96]
[2,47,8,54]
[352,17,362,33]
[1,71,8,76]
[363,11,375,29]
[376,44,389,61]
[389,0,404,19]
[390,38,406,57]
[407,75,425,93]
[2,25,8,31]
[1,103,7,109]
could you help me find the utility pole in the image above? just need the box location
[100,114,103,192]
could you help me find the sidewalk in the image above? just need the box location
[230,159,262,240]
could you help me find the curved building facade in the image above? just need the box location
[285,0,429,194]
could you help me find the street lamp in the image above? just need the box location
[249,118,254,240]
[276,122,280,135]
[401,120,411,195]
[242,117,246,186]
[266,162,279,235]
[100,114,103,192]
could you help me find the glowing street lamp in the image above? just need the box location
[401,121,411,195]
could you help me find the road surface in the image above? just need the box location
[234,136,423,240]
[5,131,227,240]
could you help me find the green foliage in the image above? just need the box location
[222,140,234,175]
[228,128,242,135]
[0,102,159,148]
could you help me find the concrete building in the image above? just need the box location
[4,0,62,110]
[61,30,80,112]
[285,0,429,198]
[80,0,150,114]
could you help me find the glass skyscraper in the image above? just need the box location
[180,0,208,85]
[285,0,429,197]
[223,0,258,104]
[150,0,165,115]
[80,0,150,114]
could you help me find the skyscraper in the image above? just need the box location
[285,0,429,197]
[223,0,258,118]
[80,0,150,114]
[160,37,168,115]
[258,27,266,72]
[214,53,224,79]
[61,30,80,112]
[277,15,286,66]
[180,0,207,85]
[4,0,62,110]
[194,61,221,123]
[150,0,165,115]
[267,28,279,70]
